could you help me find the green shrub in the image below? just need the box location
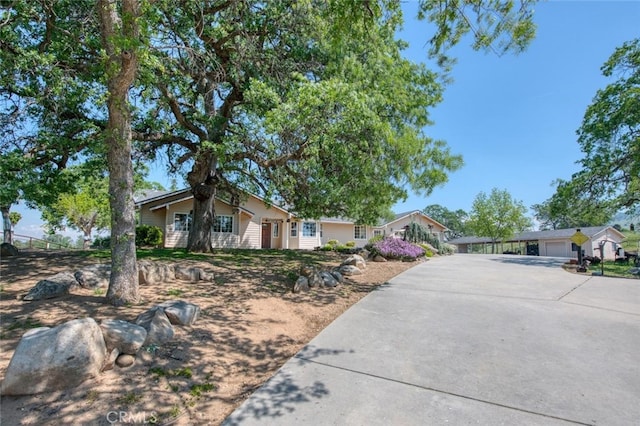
[419,243,434,257]
[327,239,340,247]
[320,244,334,251]
[439,243,456,255]
[364,235,384,253]
[136,225,163,247]
[345,241,356,248]
[91,236,111,249]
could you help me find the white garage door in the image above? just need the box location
[545,241,568,257]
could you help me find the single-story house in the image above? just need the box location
[135,189,447,250]
[448,226,626,260]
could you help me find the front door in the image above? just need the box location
[261,222,272,249]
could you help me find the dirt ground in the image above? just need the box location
[0,249,420,425]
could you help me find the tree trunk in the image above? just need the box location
[187,186,216,252]
[98,0,140,306]
[1,206,12,244]
[83,231,91,250]
[186,151,218,253]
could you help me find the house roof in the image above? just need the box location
[382,210,448,231]
[135,188,447,230]
[448,226,625,245]
[134,189,190,205]
[134,188,287,215]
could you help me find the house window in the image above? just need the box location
[354,225,367,240]
[320,224,323,238]
[291,222,298,237]
[373,229,383,237]
[273,222,279,238]
[174,213,192,232]
[214,215,233,233]
[302,221,316,237]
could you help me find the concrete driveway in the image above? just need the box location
[223,255,640,426]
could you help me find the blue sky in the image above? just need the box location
[11,0,640,239]
[394,0,640,215]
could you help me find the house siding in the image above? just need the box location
[321,223,358,246]
[384,214,446,242]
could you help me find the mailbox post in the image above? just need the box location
[571,229,589,272]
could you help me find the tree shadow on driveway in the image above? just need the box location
[488,255,569,269]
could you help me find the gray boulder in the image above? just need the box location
[1,318,106,395]
[629,267,640,276]
[115,354,136,368]
[1,243,19,257]
[100,319,147,354]
[373,254,387,262]
[74,264,111,289]
[158,300,200,326]
[23,272,78,301]
[293,276,309,293]
[342,254,366,270]
[339,265,363,276]
[138,260,175,284]
[319,271,338,287]
[330,270,344,283]
[135,308,174,346]
[299,265,323,287]
[102,348,120,372]
[174,265,214,282]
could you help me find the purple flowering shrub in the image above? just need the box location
[373,237,425,260]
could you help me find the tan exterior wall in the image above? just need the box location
[321,223,364,247]
[384,214,446,242]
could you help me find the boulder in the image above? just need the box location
[100,319,147,354]
[299,265,323,287]
[342,254,366,270]
[1,243,19,257]
[102,348,120,372]
[158,300,200,326]
[135,308,174,346]
[115,354,136,368]
[373,255,387,262]
[330,270,344,283]
[74,264,111,289]
[629,267,640,276]
[339,265,363,276]
[174,265,214,283]
[22,272,78,301]
[293,276,309,293]
[138,260,174,285]
[1,318,106,395]
[319,271,338,287]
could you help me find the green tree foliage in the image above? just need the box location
[0,1,539,264]
[531,180,612,230]
[130,0,536,252]
[467,188,531,253]
[40,172,110,249]
[417,0,536,72]
[9,211,21,228]
[422,204,468,238]
[552,38,640,217]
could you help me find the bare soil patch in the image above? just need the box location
[0,249,420,425]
